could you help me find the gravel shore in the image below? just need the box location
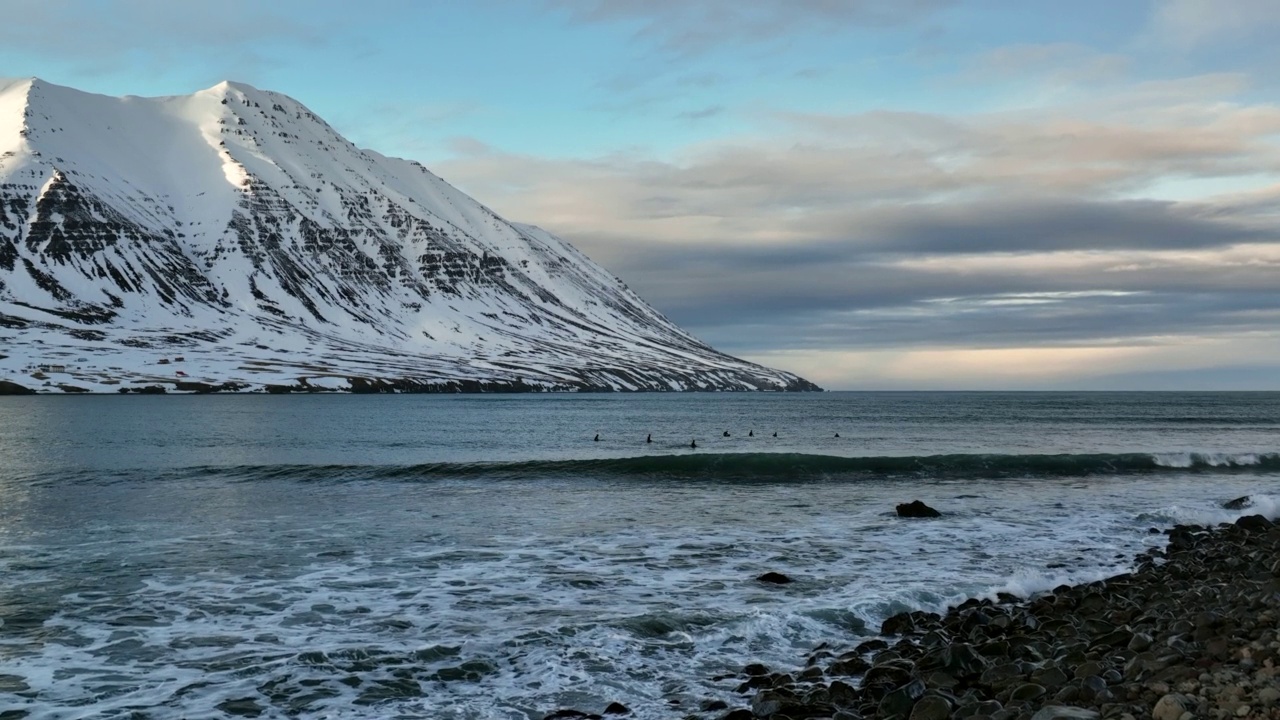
[712,511,1280,720]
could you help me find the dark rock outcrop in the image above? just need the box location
[896,501,942,518]
[0,380,34,394]
[757,572,793,585]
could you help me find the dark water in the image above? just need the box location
[0,392,1278,719]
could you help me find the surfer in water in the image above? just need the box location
[690,439,697,449]
[723,430,730,437]
[594,434,599,442]
[646,434,652,444]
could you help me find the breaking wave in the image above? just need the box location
[39,451,1280,486]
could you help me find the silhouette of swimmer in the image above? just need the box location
[749,430,754,437]
[834,433,840,438]
[772,431,778,437]
[723,430,730,437]
[646,434,652,444]
[691,439,698,449]
[594,434,599,442]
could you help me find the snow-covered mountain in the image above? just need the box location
[0,78,818,393]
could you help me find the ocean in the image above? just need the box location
[0,392,1277,719]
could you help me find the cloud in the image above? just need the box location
[968,43,1131,87]
[744,338,1280,390]
[442,83,1280,247]
[1148,0,1280,47]
[436,67,1280,387]
[547,0,952,53]
[0,0,347,78]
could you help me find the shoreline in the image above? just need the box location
[706,512,1280,720]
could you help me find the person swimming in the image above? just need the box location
[772,431,777,437]
[594,434,599,442]
[723,430,730,437]
[748,430,754,437]
[690,438,697,448]
[646,434,652,444]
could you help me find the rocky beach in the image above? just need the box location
[697,507,1280,720]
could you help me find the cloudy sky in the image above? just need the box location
[4,0,1280,389]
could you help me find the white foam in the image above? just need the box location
[1152,452,1272,468]
[5,468,1280,718]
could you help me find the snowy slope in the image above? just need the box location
[0,78,819,393]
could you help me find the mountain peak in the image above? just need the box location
[0,79,818,394]
[204,79,265,97]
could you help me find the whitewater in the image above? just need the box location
[1,392,1278,719]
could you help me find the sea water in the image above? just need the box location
[0,392,1278,719]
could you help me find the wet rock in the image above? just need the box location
[828,680,861,707]
[757,572,793,585]
[1031,666,1069,689]
[1127,633,1153,652]
[979,663,1024,689]
[719,710,753,720]
[879,679,926,719]
[1236,515,1272,532]
[1009,683,1046,703]
[1258,687,1280,707]
[1222,496,1253,510]
[750,689,806,718]
[897,501,942,518]
[1152,693,1190,720]
[883,612,917,636]
[941,643,989,680]
[863,660,917,688]
[1030,707,1101,720]
[603,702,631,715]
[909,694,953,720]
[830,656,872,676]
[926,671,960,690]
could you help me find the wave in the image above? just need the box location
[150,451,1280,484]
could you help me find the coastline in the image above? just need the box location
[0,376,824,395]
[711,511,1280,720]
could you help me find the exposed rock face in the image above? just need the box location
[0,78,820,393]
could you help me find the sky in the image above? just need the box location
[3,0,1280,390]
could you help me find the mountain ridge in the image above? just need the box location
[0,78,819,393]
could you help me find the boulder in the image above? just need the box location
[1223,495,1253,510]
[1152,693,1190,720]
[751,689,805,718]
[882,611,916,636]
[1236,514,1273,532]
[897,501,942,518]
[757,572,793,585]
[909,694,953,720]
[878,679,926,719]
